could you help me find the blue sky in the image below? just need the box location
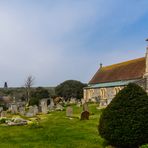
[0,0,148,87]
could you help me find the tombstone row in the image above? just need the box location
[0,98,64,118]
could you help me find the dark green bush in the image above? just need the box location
[98,83,148,148]
[29,87,49,106]
[55,80,87,100]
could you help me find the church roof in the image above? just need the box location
[89,57,145,84]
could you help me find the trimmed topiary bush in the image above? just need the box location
[98,83,148,148]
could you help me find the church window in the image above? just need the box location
[100,88,106,99]
[114,87,121,95]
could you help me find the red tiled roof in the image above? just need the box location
[89,57,145,84]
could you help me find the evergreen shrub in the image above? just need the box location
[99,83,148,148]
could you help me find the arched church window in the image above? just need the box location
[114,87,121,95]
[100,88,106,99]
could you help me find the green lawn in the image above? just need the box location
[0,104,106,148]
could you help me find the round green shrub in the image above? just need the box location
[98,83,148,148]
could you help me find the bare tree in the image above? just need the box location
[25,75,35,105]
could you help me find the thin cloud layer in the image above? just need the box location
[0,0,148,87]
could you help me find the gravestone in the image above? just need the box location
[40,99,48,114]
[26,112,34,117]
[83,102,89,112]
[32,105,38,115]
[80,111,90,120]
[66,106,73,117]
[26,106,34,117]
[1,111,7,117]
[10,104,18,114]
[25,106,38,117]
[0,107,3,112]
[19,107,25,116]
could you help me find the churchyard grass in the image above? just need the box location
[0,104,105,148]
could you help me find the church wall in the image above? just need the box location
[84,78,147,106]
[84,86,124,106]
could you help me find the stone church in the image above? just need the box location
[84,42,148,106]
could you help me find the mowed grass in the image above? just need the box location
[0,104,105,148]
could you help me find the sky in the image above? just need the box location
[0,0,148,87]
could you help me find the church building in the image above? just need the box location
[84,41,148,106]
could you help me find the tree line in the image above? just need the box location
[0,77,87,106]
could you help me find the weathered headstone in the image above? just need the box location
[1,111,7,117]
[40,99,48,114]
[0,107,3,112]
[19,107,25,116]
[10,104,18,114]
[80,111,90,120]
[26,112,34,117]
[66,106,73,117]
[83,102,89,111]
[25,105,38,117]
[26,106,34,117]
[33,105,38,115]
